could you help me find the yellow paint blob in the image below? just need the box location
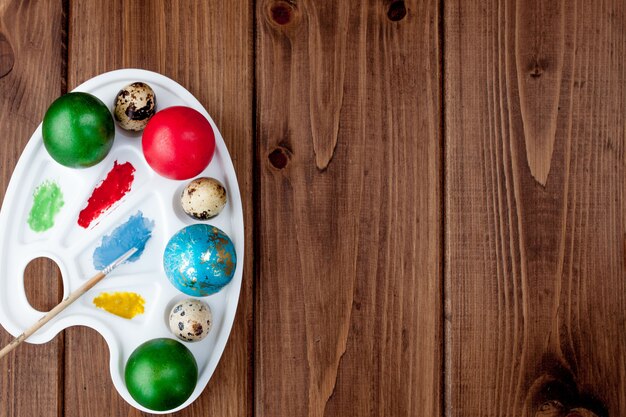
[93,292,145,319]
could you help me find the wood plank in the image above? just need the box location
[65,1,253,416]
[0,0,64,416]
[445,0,626,415]
[256,0,441,416]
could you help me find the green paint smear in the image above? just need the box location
[28,181,64,232]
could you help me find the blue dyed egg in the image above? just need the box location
[163,224,237,296]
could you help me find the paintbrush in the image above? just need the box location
[0,247,138,359]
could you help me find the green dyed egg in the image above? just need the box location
[42,92,114,168]
[124,338,198,411]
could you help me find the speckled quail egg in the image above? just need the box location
[180,177,227,220]
[113,82,156,131]
[169,299,213,342]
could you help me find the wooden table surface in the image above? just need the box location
[0,0,624,416]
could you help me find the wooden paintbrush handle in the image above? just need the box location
[0,247,137,360]
[0,271,106,360]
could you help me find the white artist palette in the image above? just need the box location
[0,69,244,413]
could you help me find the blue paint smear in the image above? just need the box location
[92,211,155,270]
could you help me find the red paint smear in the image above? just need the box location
[78,161,135,228]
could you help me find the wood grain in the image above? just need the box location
[3,1,626,416]
[445,0,626,416]
[24,258,63,313]
[256,0,441,416]
[0,30,13,78]
[66,1,253,416]
[0,0,64,416]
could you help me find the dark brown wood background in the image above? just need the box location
[0,0,623,416]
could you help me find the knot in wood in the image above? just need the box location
[269,1,296,26]
[268,147,290,170]
[528,58,549,79]
[387,1,407,21]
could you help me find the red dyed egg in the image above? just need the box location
[142,106,215,180]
